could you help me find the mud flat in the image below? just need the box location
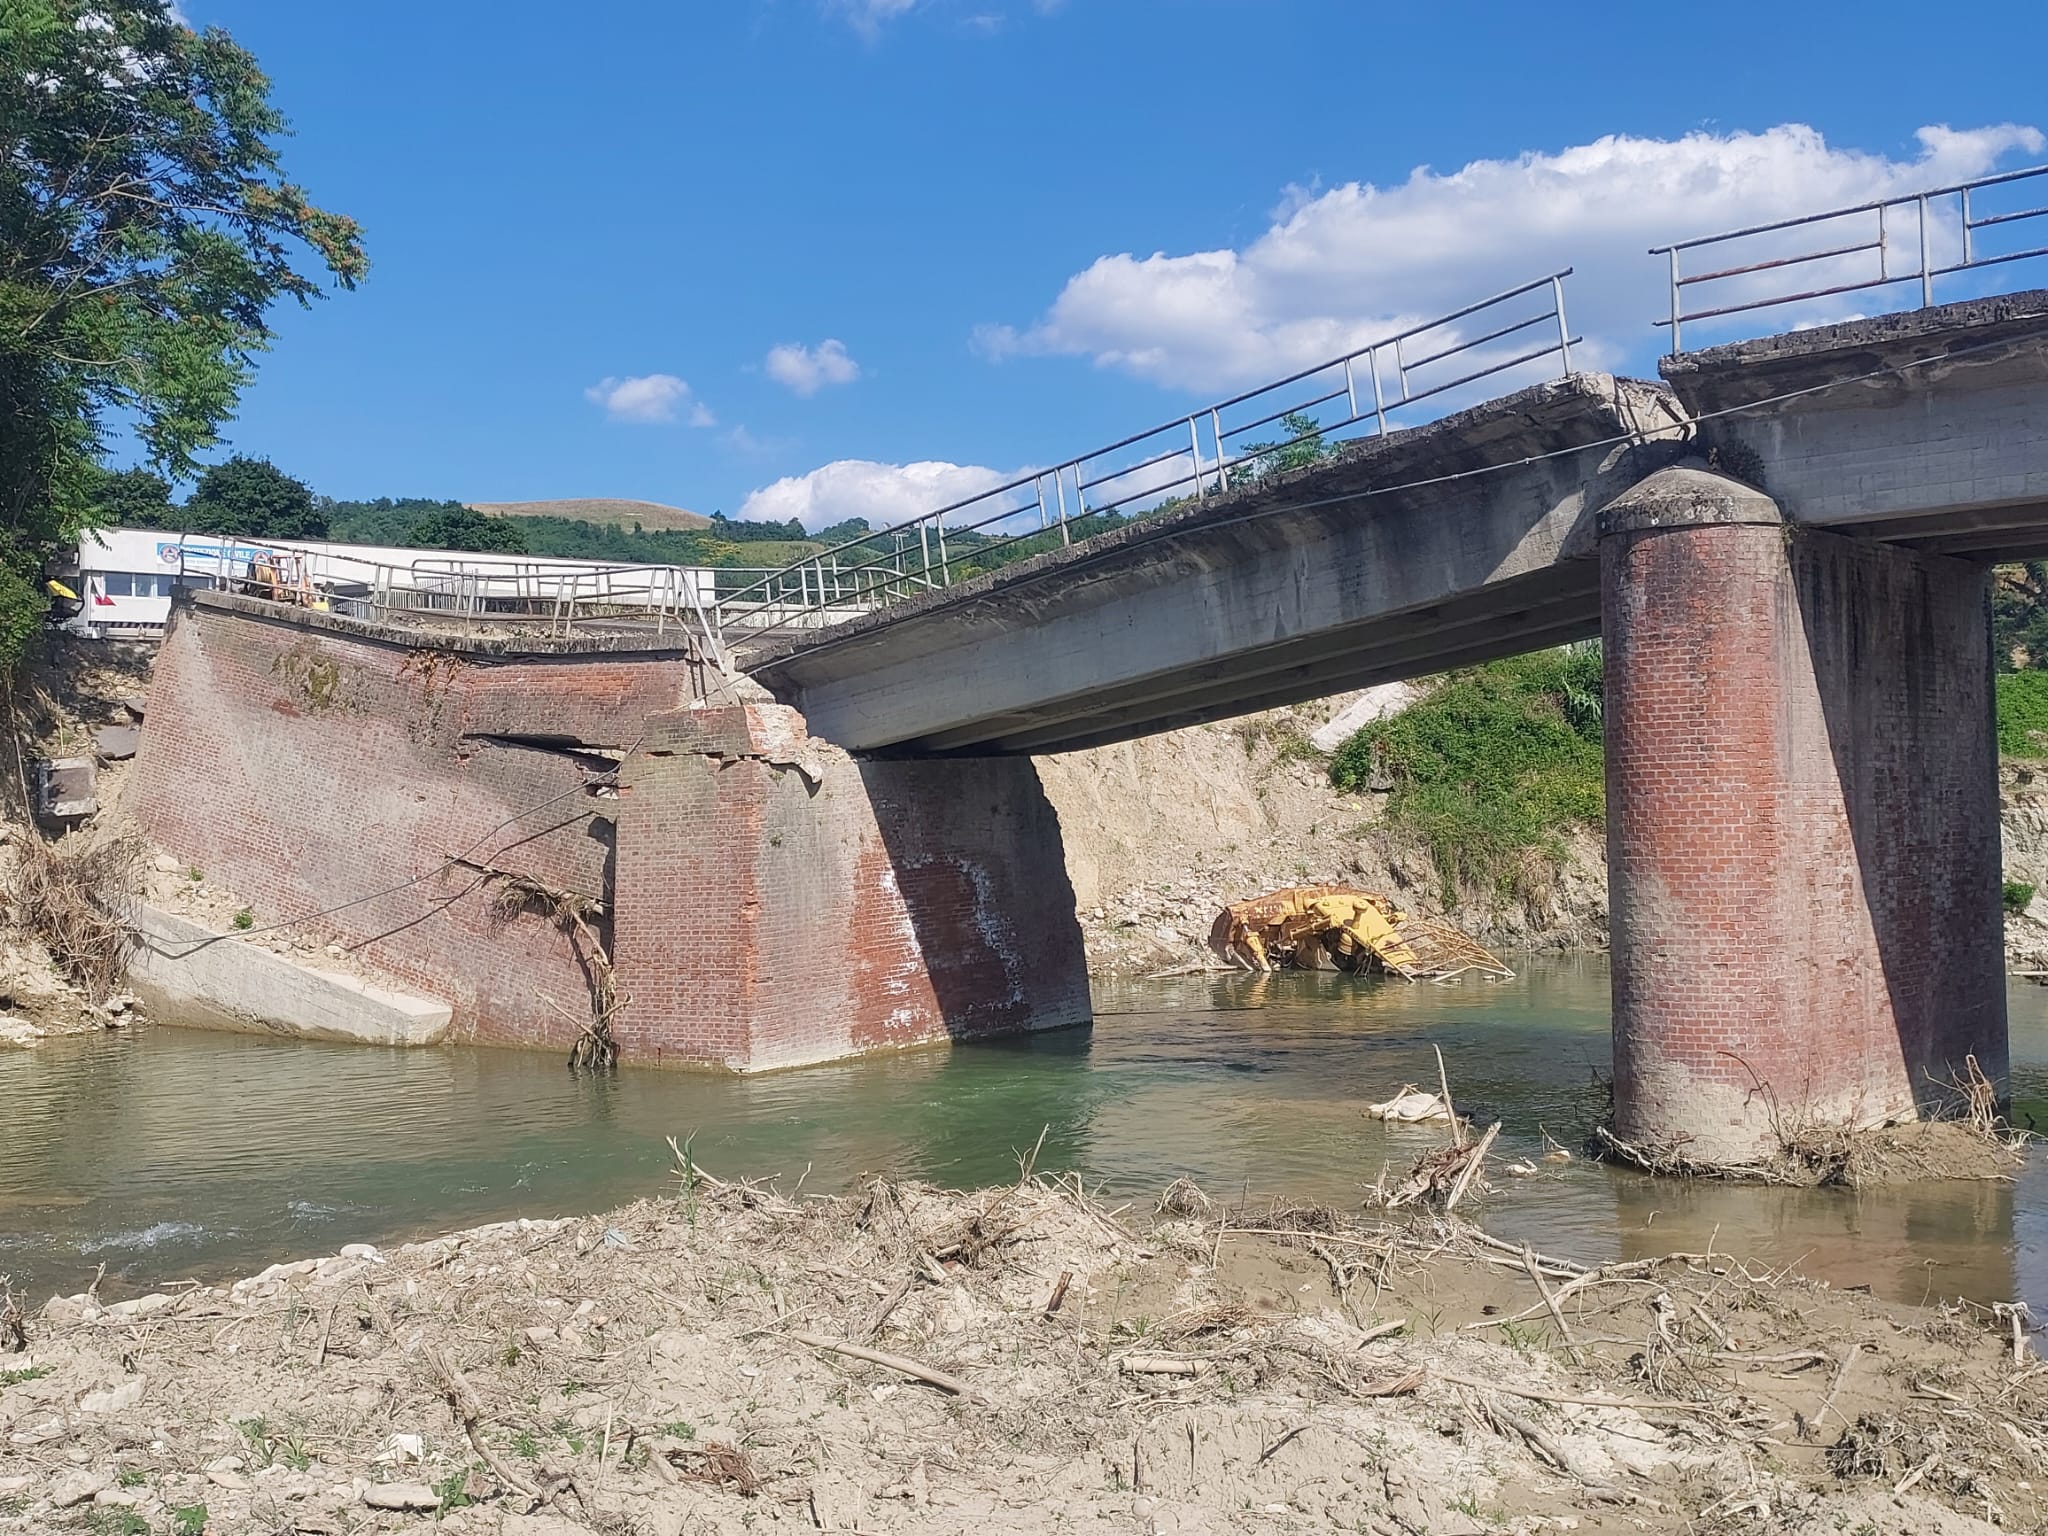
[0,1164,2042,1536]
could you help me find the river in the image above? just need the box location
[2,955,2042,1315]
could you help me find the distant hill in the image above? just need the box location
[468,498,711,532]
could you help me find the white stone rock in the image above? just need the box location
[41,1293,92,1326]
[102,1294,174,1322]
[0,1015,43,1048]
[50,1468,110,1507]
[79,1378,145,1414]
[338,1242,382,1262]
[361,1481,439,1511]
[152,853,181,873]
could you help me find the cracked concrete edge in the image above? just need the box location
[125,904,452,1046]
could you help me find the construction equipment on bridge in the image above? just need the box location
[1208,884,1512,982]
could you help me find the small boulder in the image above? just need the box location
[361,1481,439,1511]
[50,1468,111,1507]
[79,1378,145,1414]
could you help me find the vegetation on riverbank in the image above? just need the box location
[1331,646,1605,905]
[1997,669,2048,757]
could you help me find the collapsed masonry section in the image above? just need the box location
[611,704,1091,1071]
[132,593,702,1052]
[1600,466,2007,1163]
[132,594,1091,1069]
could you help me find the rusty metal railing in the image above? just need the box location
[1650,162,2048,353]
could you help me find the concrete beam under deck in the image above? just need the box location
[746,373,1681,756]
[1663,288,2048,560]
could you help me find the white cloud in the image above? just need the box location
[765,338,862,397]
[584,373,715,426]
[738,458,1024,530]
[982,123,2046,394]
[829,0,919,38]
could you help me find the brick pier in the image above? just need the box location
[1600,465,2007,1162]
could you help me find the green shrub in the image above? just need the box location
[1331,647,1605,904]
[2004,881,2035,915]
[1998,670,2048,757]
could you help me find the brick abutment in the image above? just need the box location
[130,596,1089,1069]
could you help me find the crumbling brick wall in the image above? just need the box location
[612,704,1090,1070]
[132,594,701,1051]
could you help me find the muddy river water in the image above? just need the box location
[2,955,2043,1315]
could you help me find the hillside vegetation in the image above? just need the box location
[1331,647,1605,905]
[469,497,710,531]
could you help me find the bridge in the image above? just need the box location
[129,165,2048,1168]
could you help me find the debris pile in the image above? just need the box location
[1209,884,1513,980]
[1,1149,2042,1535]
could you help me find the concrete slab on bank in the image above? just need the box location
[126,905,453,1046]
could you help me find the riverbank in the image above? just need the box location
[1,1165,2039,1536]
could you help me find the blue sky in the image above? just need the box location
[180,0,2048,527]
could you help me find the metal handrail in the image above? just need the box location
[1650,161,2048,352]
[710,270,1579,638]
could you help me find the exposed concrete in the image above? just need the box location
[127,905,453,1046]
[1663,288,2048,558]
[746,374,1687,755]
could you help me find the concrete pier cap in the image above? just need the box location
[1599,462,2006,1164]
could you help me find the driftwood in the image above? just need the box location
[360,1290,541,1501]
[1120,1356,1208,1377]
[789,1330,988,1401]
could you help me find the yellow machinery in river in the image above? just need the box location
[1208,884,1513,982]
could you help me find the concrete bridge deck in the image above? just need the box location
[747,289,2048,758]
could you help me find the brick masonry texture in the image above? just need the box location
[134,601,1091,1070]
[132,600,701,1052]
[612,704,1090,1071]
[1603,514,2005,1161]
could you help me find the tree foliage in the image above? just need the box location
[0,0,364,663]
[182,455,324,539]
[1228,411,1333,487]
[84,465,173,527]
[1332,646,1606,905]
[1994,563,2048,671]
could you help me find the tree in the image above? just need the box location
[0,1,366,663]
[403,503,529,555]
[86,466,176,528]
[1994,563,2048,671]
[1229,411,1333,487]
[183,455,326,539]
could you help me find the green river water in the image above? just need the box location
[2,955,2043,1315]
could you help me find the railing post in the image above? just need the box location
[936,513,950,586]
[1918,194,1933,308]
[1186,417,1203,499]
[1054,465,1071,546]
[1036,475,1049,531]
[1209,408,1225,491]
[1961,186,1974,265]
[1342,356,1359,421]
[1368,347,1388,436]
[1551,274,1573,375]
[1667,247,1682,355]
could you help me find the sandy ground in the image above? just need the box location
[1,1157,2042,1536]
